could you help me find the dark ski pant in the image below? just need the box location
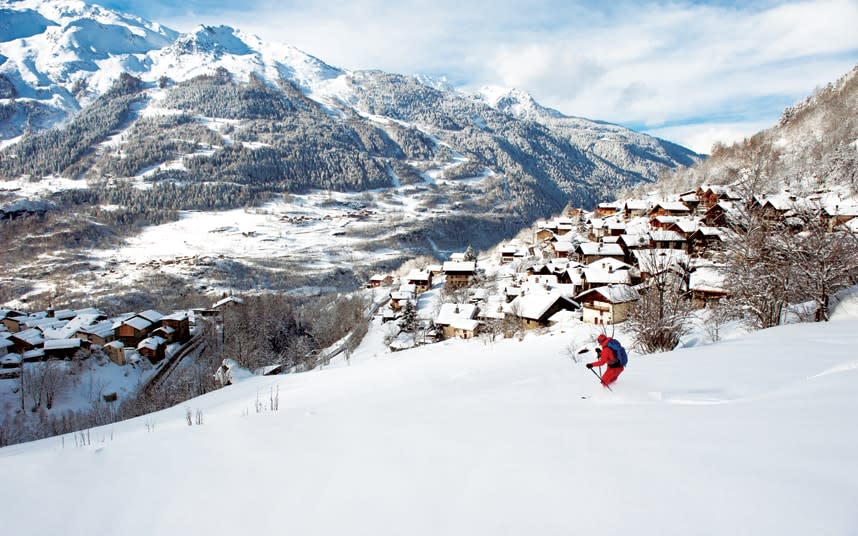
[601,366,624,387]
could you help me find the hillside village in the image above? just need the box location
[370,183,858,350]
[0,297,243,401]
[2,181,857,426]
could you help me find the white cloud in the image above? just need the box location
[645,120,776,155]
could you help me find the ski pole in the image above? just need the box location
[589,367,613,391]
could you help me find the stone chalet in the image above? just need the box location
[161,312,191,343]
[581,258,636,291]
[104,340,127,365]
[44,338,90,360]
[648,201,691,218]
[368,274,394,288]
[576,285,640,325]
[0,310,27,332]
[434,303,480,339]
[389,285,416,311]
[649,230,688,251]
[213,296,245,310]
[574,242,625,264]
[74,320,116,346]
[595,202,622,218]
[822,204,858,231]
[505,293,580,330]
[633,249,690,281]
[116,310,163,346]
[443,261,477,288]
[623,200,652,219]
[406,269,433,293]
[689,265,731,308]
[138,335,167,364]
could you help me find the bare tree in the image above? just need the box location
[626,250,694,353]
[770,207,858,321]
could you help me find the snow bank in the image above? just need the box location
[1,314,857,535]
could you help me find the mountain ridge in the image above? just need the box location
[0,0,701,307]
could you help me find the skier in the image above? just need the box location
[586,334,626,387]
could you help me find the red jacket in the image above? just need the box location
[589,339,620,368]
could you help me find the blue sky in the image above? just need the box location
[103,0,858,153]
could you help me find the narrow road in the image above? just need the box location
[144,332,206,393]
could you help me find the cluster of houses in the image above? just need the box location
[0,304,200,381]
[369,184,858,343]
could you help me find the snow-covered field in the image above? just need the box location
[2,294,856,535]
[84,183,473,294]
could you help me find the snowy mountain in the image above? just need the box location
[652,63,858,197]
[0,0,697,196]
[1,287,857,535]
[0,0,701,307]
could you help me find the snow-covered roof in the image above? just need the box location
[104,340,124,349]
[12,328,43,345]
[0,309,25,320]
[122,316,152,331]
[0,338,13,349]
[138,336,166,351]
[669,219,699,234]
[506,294,579,320]
[823,203,858,217]
[586,257,632,271]
[406,269,431,281]
[618,234,650,248]
[624,200,651,211]
[633,249,690,273]
[450,253,467,262]
[44,338,83,350]
[22,349,44,360]
[691,226,724,238]
[552,241,575,253]
[21,316,67,330]
[470,288,488,301]
[689,266,728,292]
[53,309,76,321]
[77,320,116,339]
[652,215,680,225]
[390,291,414,301]
[74,308,105,317]
[163,312,189,321]
[449,318,480,331]
[137,309,163,323]
[650,230,686,242]
[577,285,640,304]
[527,275,559,289]
[582,266,632,285]
[443,261,477,273]
[577,242,625,256]
[652,201,690,212]
[707,200,735,213]
[0,353,22,366]
[435,303,478,326]
[370,273,388,281]
[213,296,244,308]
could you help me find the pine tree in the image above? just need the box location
[399,300,418,333]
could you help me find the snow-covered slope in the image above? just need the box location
[653,63,858,197]
[1,304,856,535]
